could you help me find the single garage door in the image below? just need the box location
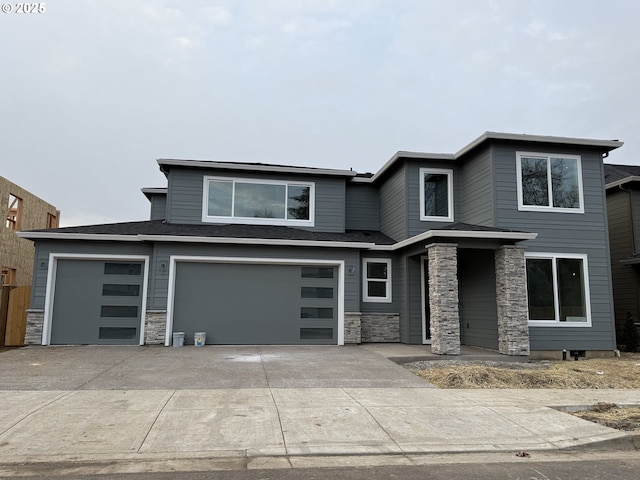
[172,262,338,345]
[50,260,144,345]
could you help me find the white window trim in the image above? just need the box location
[525,252,592,327]
[362,258,392,303]
[165,256,345,345]
[202,176,315,226]
[419,168,454,222]
[516,152,585,214]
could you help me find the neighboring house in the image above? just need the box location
[19,132,623,358]
[1,176,59,287]
[604,164,640,340]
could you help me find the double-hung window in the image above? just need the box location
[525,253,591,326]
[203,176,314,226]
[363,258,392,303]
[420,168,453,222]
[516,152,584,213]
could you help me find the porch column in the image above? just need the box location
[495,246,530,356]
[427,243,460,355]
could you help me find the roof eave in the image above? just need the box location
[372,229,538,251]
[605,176,640,190]
[157,159,357,178]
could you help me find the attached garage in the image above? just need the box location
[169,260,341,345]
[48,258,146,345]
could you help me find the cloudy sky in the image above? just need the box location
[1,0,639,227]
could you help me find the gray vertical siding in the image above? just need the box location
[378,166,407,241]
[405,255,424,344]
[165,168,346,233]
[607,188,639,338]
[345,184,379,231]
[458,146,494,226]
[493,143,616,351]
[457,248,498,349]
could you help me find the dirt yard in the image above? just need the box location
[405,352,640,431]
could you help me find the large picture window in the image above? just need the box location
[420,168,453,222]
[516,152,584,213]
[525,253,591,326]
[203,177,314,225]
[363,258,392,303]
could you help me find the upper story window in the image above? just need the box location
[203,176,315,226]
[419,168,453,222]
[516,152,584,213]
[6,194,22,230]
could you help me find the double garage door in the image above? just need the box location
[50,259,145,345]
[172,262,339,345]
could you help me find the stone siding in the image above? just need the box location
[495,246,530,356]
[144,310,167,345]
[344,312,361,344]
[427,244,460,355]
[361,313,400,343]
[25,308,44,345]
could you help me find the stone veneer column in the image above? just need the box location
[495,246,530,356]
[427,243,460,355]
[25,309,44,345]
[144,310,167,345]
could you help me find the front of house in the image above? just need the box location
[20,132,623,357]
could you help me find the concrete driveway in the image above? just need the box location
[0,345,432,390]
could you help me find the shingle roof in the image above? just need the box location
[26,220,396,245]
[604,164,640,185]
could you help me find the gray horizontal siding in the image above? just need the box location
[493,144,615,350]
[166,168,346,232]
[150,195,166,221]
[378,166,406,241]
[345,184,379,231]
[458,146,494,226]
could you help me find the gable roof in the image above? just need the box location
[604,163,640,189]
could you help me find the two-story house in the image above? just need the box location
[19,132,623,357]
[604,163,640,342]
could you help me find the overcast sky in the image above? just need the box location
[1,0,639,227]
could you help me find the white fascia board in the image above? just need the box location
[157,158,356,178]
[370,151,455,184]
[16,232,141,242]
[456,131,624,158]
[138,235,376,249]
[605,176,640,190]
[371,230,538,251]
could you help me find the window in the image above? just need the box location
[203,176,314,226]
[1,267,17,286]
[46,213,58,229]
[420,168,453,222]
[363,258,392,303]
[6,194,22,230]
[525,253,591,326]
[516,152,584,213]
[104,263,142,275]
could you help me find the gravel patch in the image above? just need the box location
[403,359,553,371]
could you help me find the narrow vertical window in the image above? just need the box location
[6,194,22,230]
[420,168,453,222]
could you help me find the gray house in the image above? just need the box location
[20,132,623,357]
[604,164,640,341]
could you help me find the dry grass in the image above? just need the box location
[413,353,640,431]
[415,353,640,389]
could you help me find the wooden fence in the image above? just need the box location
[0,285,31,346]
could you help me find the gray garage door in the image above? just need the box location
[50,259,144,345]
[172,262,338,345]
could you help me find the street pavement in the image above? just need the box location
[0,344,638,476]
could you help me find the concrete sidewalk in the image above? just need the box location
[0,345,638,474]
